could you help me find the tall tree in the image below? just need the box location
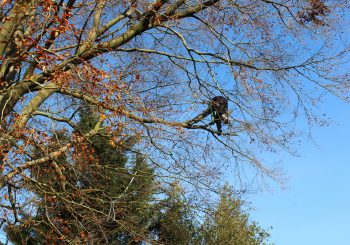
[4,106,157,244]
[149,182,198,245]
[197,186,270,245]
[0,0,349,242]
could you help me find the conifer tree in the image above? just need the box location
[5,106,156,244]
[197,186,270,245]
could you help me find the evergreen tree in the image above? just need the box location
[149,182,197,245]
[197,186,270,245]
[5,107,156,244]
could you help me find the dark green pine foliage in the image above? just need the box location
[196,186,271,245]
[4,106,156,244]
[149,183,198,245]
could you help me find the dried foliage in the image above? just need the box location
[298,0,331,25]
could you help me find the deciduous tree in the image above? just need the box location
[0,0,349,243]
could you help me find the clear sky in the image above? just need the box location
[250,93,350,245]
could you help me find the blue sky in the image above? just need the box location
[250,93,350,245]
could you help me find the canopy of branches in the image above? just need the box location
[0,0,348,243]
